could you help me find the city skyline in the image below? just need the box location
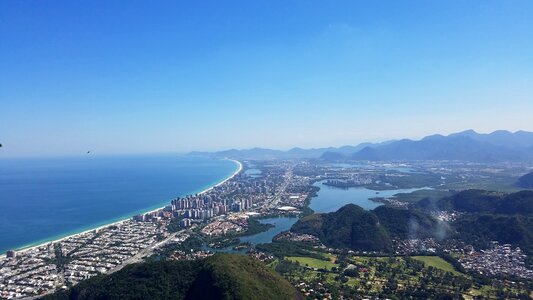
[1,1,532,157]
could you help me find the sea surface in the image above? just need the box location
[311,180,428,213]
[0,155,238,254]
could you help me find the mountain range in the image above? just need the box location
[191,130,533,162]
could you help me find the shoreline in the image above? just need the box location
[3,158,243,258]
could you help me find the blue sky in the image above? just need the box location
[1,1,532,157]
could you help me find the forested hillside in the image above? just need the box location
[45,254,300,300]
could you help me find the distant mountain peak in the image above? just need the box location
[190,129,533,161]
[349,129,533,162]
[491,129,512,133]
[449,129,478,137]
[422,134,446,141]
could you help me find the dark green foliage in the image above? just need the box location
[188,254,299,300]
[166,215,185,232]
[343,268,359,277]
[497,190,533,214]
[291,204,449,252]
[178,235,204,252]
[241,218,274,236]
[518,171,533,189]
[275,259,301,274]
[51,244,72,271]
[151,236,204,260]
[418,189,503,212]
[393,189,453,204]
[374,206,447,239]
[47,260,201,300]
[453,214,533,255]
[45,254,300,300]
[255,241,326,259]
[418,189,533,215]
[291,204,392,252]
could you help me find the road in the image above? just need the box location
[107,230,184,274]
[265,165,294,208]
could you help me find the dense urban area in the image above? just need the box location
[2,158,533,299]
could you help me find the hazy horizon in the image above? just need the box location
[1,128,531,159]
[2,1,532,157]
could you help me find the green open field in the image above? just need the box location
[412,256,461,275]
[287,256,338,270]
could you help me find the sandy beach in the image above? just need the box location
[4,159,243,258]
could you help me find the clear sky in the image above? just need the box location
[1,1,532,157]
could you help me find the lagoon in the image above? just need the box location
[310,180,428,213]
[205,217,298,253]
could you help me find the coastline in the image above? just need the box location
[4,158,243,257]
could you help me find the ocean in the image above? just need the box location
[0,154,238,254]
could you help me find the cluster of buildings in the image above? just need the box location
[274,232,321,245]
[61,221,165,284]
[0,160,320,299]
[0,220,167,299]
[296,281,333,300]
[169,251,213,261]
[370,196,410,209]
[248,250,274,263]
[430,210,461,222]
[458,242,533,279]
[200,218,247,236]
[0,247,59,299]
[323,175,373,188]
[392,238,439,255]
[154,169,281,227]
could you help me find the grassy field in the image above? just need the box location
[287,256,338,270]
[275,255,529,298]
[412,256,462,275]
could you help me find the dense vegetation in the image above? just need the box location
[519,171,533,189]
[291,204,392,252]
[150,235,204,260]
[45,254,300,300]
[293,190,533,259]
[291,203,453,252]
[256,241,328,260]
[417,189,533,215]
[373,206,448,240]
[274,254,532,299]
[241,218,275,236]
[453,214,533,256]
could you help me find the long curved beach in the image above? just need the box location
[1,158,242,258]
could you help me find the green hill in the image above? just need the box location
[291,204,392,252]
[453,214,533,260]
[291,204,451,252]
[45,254,300,300]
[518,171,533,189]
[417,189,533,215]
[373,205,448,240]
[290,199,533,257]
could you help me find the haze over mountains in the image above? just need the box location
[192,130,533,162]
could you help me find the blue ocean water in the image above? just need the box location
[0,155,238,254]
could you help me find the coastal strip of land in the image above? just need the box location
[1,158,314,299]
[1,159,242,258]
